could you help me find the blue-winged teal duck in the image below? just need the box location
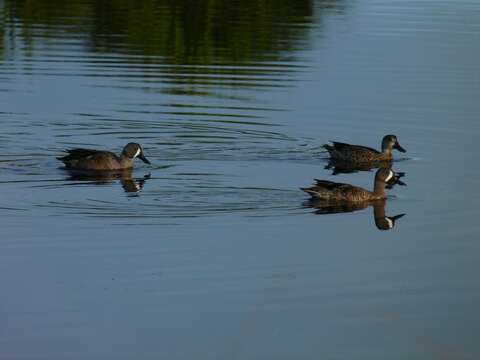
[301,167,401,202]
[323,134,406,162]
[58,143,151,171]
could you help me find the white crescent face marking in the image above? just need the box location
[385,170,394,182]
[386,217,393,229]
[134,148,141,158]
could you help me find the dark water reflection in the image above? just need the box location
[64,169,151,194]
[2,0,327,94]
[5,0,316,61]
[325,158,409,175]
[305,199,406,231]
[1,0,480,359]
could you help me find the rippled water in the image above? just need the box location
[1,0,480,359]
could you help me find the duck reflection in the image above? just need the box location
[386,170,406,189]
[65,169,150,194]
[304,198,405,230]
[324,159,405,183]
[325,159,394,175]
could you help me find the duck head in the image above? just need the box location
[375,167,407,186]
[122,143,151,164]
[375,167,395,184]
[382,134,406,153]
[375,213,406,230]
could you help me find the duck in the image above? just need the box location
[57,142,151,171]
[301,167,401,202]
[323,134,406,163]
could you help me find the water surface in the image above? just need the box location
[1,1,480,359]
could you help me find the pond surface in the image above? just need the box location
[1,0,480,359]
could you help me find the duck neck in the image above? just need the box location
[372,179,386,198]
[372,200,393,230]
[373,199,386,219]
[119,155,134,169]
[381,145,392,156]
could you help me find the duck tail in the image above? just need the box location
[322,143,333,152]
[300,187,316,196]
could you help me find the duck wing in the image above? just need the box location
[63,148,102,158]
[58,148,117,160]
[301,179,370,201]
[313,179,353,190]
[331,142,380,154]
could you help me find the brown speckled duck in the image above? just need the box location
[323,134,406,163]
[57,143,151,171]
[301,167,399,202]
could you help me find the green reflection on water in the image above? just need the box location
[2,0,333,63]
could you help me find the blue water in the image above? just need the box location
[1,0,480,358]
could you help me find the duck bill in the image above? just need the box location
[390,213,406,221]
[394,142,406,153]
[138,153,151,165]
[384,213,406,229]
[395,178,407,186]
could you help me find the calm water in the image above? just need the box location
[1,0,480,358]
